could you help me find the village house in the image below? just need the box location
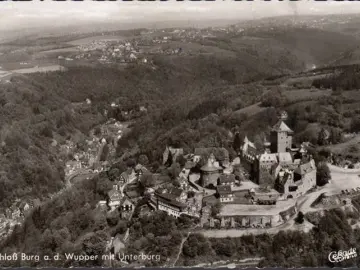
[318,128,331,145]
[167,187,188,203]
[178,176,189,190]
[108,185,123,211]
[97,200,108,211]
[119,168,136,185]
[119,198,134,219]
[217,185,234,203]
[134,164,149,177]
[153,190,187,218]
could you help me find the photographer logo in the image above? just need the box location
[328,248,357,263]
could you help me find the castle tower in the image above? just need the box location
[270,111,293,153]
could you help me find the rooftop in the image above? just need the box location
[201,158,222,172]
[278,152,293,164]
[219,174,236,183]
[217,185,232,195]
[168,187,184,198]
[295,160,316,175]
[232,181,259,191]
[272,120,293,133]
[156,193,187,209]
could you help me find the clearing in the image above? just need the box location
[233,102,266,117]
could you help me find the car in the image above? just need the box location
[356,187,360,192]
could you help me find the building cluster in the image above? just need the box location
[241,111,317,200]
[63,118,126,176]
[148,111,316,229]
[2,198,40,221]
[98,164,150,220]
[67,40,148,65]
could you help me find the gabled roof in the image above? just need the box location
[120,197,134,207]
[294,160,316,175]
[120,168,134,181]
[259,153,278,163]
[108,189,122,201]
[168,187,184,198]
[243,136,256,149]
[272,120,293,133]
[135,164,148,173]
[278,152,293,164]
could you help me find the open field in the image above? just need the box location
[151,41,237,57]
[327,134,360,154]
[284,88,332,102]
[34,47,78,59]
[66,35,127,46]
[282,73,332,86]
[233,102,266,117]
[12,65,66,74]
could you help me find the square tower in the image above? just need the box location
[270,111,293,153]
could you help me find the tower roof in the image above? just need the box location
[272,120,293,133]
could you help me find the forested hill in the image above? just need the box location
[0,53,277,209]
[2,23,360,209]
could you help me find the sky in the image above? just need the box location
[1,1,360,31]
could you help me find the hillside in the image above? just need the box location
[3,20,360,268]
[2,23,360,209]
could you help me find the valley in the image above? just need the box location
[1,13,360,269]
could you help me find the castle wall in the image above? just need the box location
[216,203,297,229]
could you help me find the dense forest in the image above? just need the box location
[312,66,360,91]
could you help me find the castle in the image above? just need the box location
[241,111,317,199]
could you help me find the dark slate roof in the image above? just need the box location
[168,187,184,198]
[108,189,122,201]
[219,174,236,184]
[217,185,232,195]
[271,120,293,133]
[156,193,187,210]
